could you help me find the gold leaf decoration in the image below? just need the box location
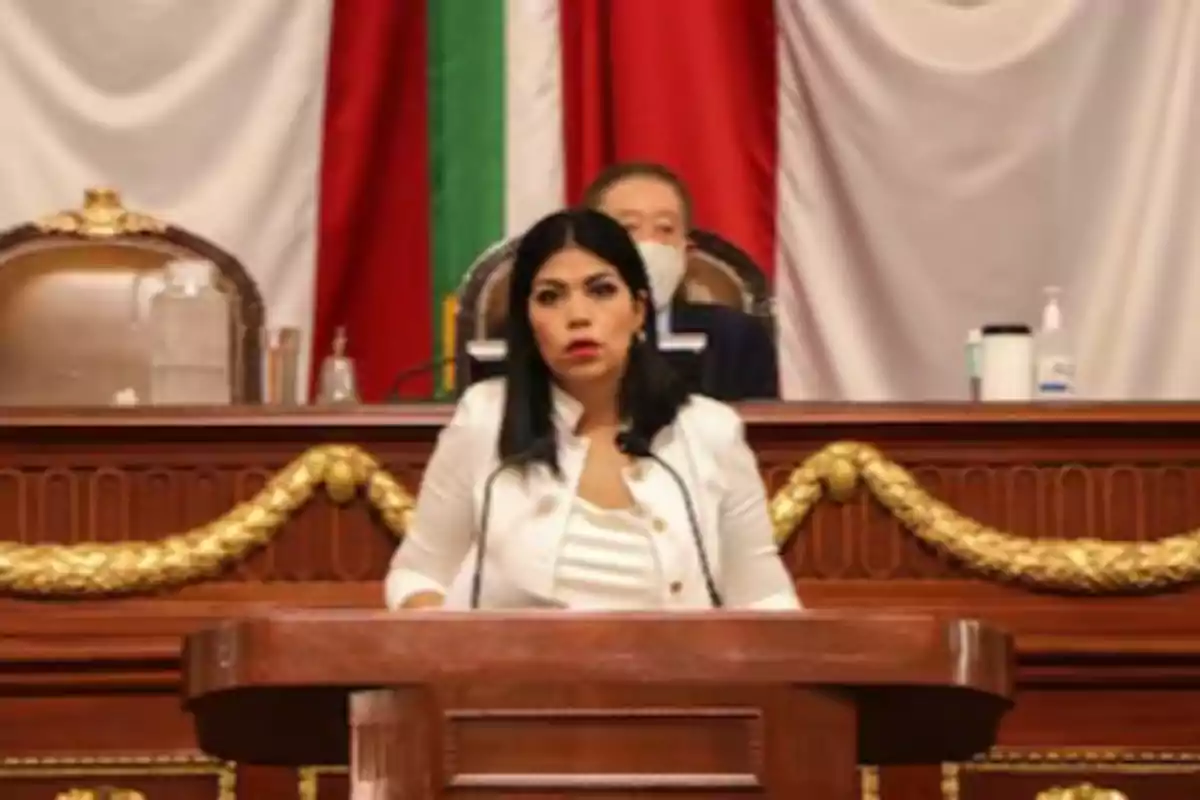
[35,188,166,238]
[770,441,1200,593]
[0,444,413,596]
[1,440,1198,596]
[56,790,146,800]
[1037,783,1128,800]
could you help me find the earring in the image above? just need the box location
[636,330,646,343]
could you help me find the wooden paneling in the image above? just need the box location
[0,695,193,754]
[185,613,1008,797]
[0,403,1198,797]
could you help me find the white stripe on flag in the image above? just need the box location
[504,0,566,236]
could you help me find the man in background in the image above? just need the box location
[583,162,779,401]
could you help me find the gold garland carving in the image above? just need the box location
[771,442,1200,593]
[0,445,413,596]
[1,440,1198,596]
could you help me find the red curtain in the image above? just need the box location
[314,0,432,401]
[560,0,779,274]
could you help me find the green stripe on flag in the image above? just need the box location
[428,0,506,397]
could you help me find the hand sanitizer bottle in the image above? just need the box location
[1034,286,1076,399]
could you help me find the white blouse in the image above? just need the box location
[384,378,801,611]
[551,497,664,610]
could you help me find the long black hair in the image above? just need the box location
[498,208,690,474]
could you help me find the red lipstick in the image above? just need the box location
[565,338,600,358]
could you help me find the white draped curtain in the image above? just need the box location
[776,0,1200,400]
[0,0,333,382]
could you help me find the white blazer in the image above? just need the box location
[384,378,800,611]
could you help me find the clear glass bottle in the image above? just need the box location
[140,259,232,405]
[317,326,360,405]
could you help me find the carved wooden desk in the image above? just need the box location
[0,403,1196,799]
[184,610,1013,799]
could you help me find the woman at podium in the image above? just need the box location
[385,209,799,612]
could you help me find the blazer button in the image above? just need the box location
[669,581,683,595]
[651,518,667,534]
[535,496,558,516]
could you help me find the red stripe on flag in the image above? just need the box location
[560,0,612,203]
[314,0,432,401]
[561,0,778,276]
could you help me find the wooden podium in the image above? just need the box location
[184,610,1013,799]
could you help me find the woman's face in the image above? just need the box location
[527,246,646,390]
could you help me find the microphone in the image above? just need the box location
[469,437,555,609]
[384,355,457,400]
[616,431,724,608]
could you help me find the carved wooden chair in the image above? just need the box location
[0,188,263,405]
[452,229,773,393]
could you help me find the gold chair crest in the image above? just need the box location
[35,188,165,238]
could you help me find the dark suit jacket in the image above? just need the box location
[669,301,779,401]
[460,303,780,402]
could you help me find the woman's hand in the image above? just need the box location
[401,591,446,610]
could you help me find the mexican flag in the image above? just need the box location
[422,0,783,397]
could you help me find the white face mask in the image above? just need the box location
[635,240,686,310]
